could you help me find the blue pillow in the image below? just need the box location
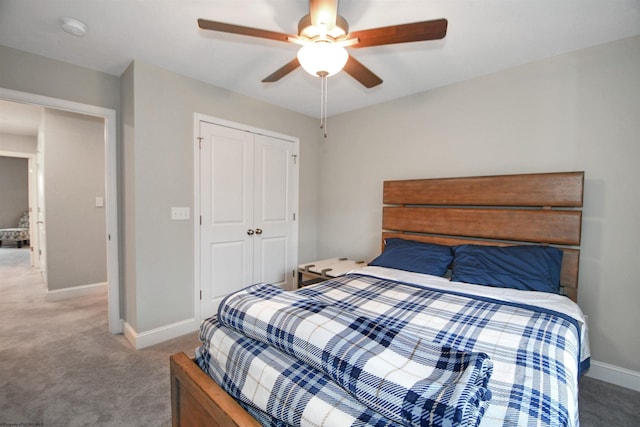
[369,238,453,277]
[451,244,563,293]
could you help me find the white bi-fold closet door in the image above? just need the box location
[198,119,298,319]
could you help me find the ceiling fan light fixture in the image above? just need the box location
[297,42,348,77]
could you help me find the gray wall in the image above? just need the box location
[0,133,38,154]
[0,43,119,288]
[43,108,107,290]
[0,45,120,111]
[121,60,321,332]
[0,156,28,228]
[319,35,640,373]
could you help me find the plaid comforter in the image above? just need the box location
[217,283,493,427]
[196,272,584,427]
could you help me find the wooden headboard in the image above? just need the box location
[381,172,584,302]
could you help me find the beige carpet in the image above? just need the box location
[0,247,200,426]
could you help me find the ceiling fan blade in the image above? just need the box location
[309,0,338,31]
[262,58,301,83]
[349,18,448,48]
[198,19,292,43]
[343,55,383,88]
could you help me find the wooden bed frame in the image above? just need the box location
[170,171,584,426]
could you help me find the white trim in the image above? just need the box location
[46,282,107,301]
[195,114,299,143]
[586,360,640,392]
[193,114,201,324]
[0,87,122,334]
[0,151,35,157]
[123,318,199,350]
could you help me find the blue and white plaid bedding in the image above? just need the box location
[196,271,584,427]
[217,283,493,427]
[198,317,398,426]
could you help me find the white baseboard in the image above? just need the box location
[46,282,107,301]
[586,359,640,392]
[123,318,199,350]
[111,318,124,335]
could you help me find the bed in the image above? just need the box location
[170,171,588,427]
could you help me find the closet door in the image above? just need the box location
[198,121,298,320]
[253,134,297,289]
[199,122,254,318]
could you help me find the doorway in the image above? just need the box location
[0,155,34,263]
[0,88,121,334]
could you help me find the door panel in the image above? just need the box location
[210,241,245,297]
[199,122,253,319]
[260,144,288,222]
[253,134,296,290]
[257,236,287,285]
[211,138,248,224]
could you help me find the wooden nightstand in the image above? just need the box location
[297,258,366,288]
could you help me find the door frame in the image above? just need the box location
[0,87,122,334]
[193,113,299,323]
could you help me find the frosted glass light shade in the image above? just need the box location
[297,43,349,77]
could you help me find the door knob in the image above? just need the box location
[247,229,254,235]
[255,228,263,235]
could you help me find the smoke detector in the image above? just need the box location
[61,17,88,37]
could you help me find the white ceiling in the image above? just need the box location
[1,0,639,131]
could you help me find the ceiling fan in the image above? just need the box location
[197,0,448,88]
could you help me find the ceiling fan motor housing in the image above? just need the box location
[297,14,349,41]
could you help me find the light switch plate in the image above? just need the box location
[95,197,104,207]
[171,207,190,220]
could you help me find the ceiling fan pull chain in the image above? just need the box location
[323,76,328,138]
[319,74,324,130]
[318,71,329,138]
